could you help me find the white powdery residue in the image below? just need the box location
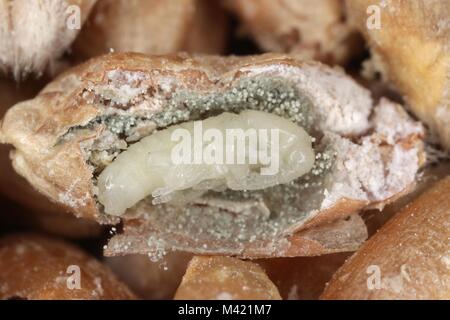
[58,179,90,208]
[94,85,147,106]
[91,130,124,151]
[344,138,418,202]
[373,99,424,145]
[158,76,176,93]
[383,145,419,199]
[297,65,372,136]
[321,183,362,211]
[321,121,420,208]
[320,135,369,210]
[107,69,148,84]
[94,70,150,105]
[347,138,387,199]
[125,96,165,117]
[242,63,373,136]
[147,236,167,262]
[59,191,90,209]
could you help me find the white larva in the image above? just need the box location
[97,110,315,216]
